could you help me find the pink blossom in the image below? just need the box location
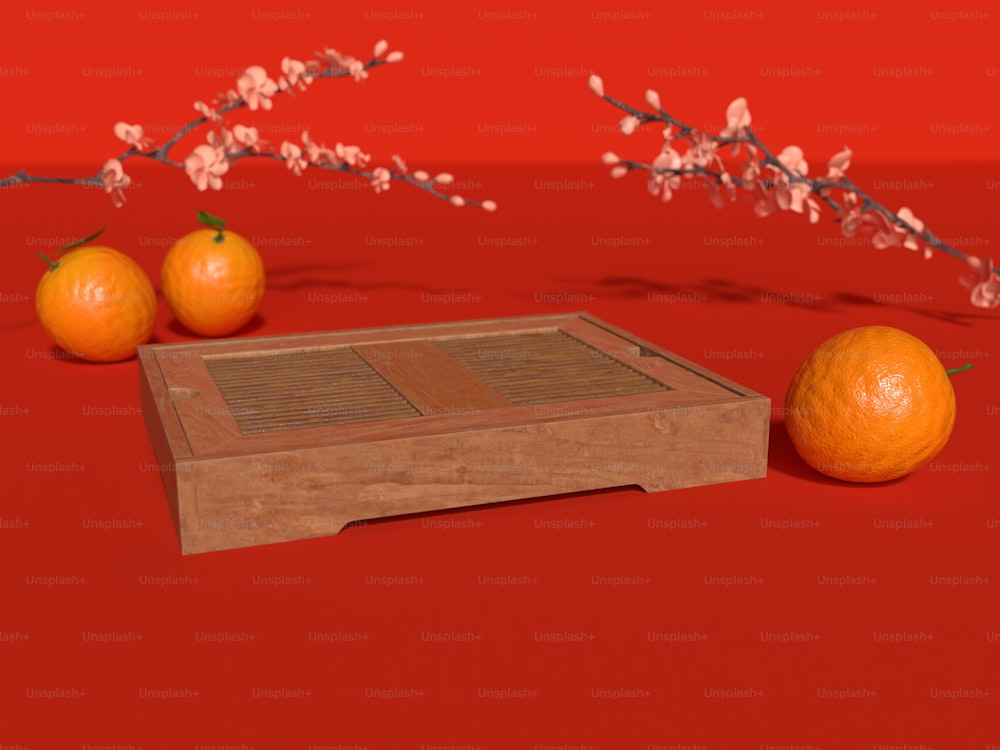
[301,131,340,165]
[720,172,738,203]
[371,166,391,193]
[683,131,718,169]
[481,200,498,212]
[619,115,640,135]
[840,207,864,237]
[413,170,430,182]
[610,165,629,179]
[826,147,852,180]
[237,66,278,111]
[648,148,683,202]
[385,51,404,63]
[113,122,154,151]
[334,143,370,168]
[433,173,454,184]
[710,171,737,208]
[280,141,307,176]
[777,146,808,176]
[215,89,243,109]
[207,128,236,154]
[721,97,751,138]
[843,205,900,246]
[588,74,604,97]
[601,151,620,165]
[373,40,389,58]
[773,146,811,214]
[839,192,865,236]
[806,198,822,224]
[645,89,661,109]
[450,195,465,207]
[777,180,812,213]
[392,154,407,173]
[302,133,323,163]
[742,158,761,189]
[184,144,229,191]
[280,56,312,90]
[894,207,924,251]
[959,256,1000,308]
[753,187,777,218]
[347,60,368,82]
[101,158,131,207]
[869,212,904,249]
[194,101,222,123]
[232,124,261,151]
[315,46,369,80]
[316,46,355,69]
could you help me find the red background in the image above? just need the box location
[2,0,998,166]
[2,1,999,748]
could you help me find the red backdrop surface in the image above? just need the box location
[2,1,999,748]
[1,0,998,166]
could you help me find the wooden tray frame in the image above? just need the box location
[138,312,769,554]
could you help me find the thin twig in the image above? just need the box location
[0,52,493,210]
[595,88,999,284]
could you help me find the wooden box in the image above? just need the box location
[138,313,769,554]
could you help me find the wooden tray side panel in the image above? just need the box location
[138,348,194,460]
[138,348,188,545]
[176,395,769,554]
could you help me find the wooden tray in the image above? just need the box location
[138,312,769,554]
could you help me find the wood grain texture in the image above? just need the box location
[137,313,770,555]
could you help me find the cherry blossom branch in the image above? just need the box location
[1,41,496,212]
[589,75,998,309]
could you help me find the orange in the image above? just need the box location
[784,326,956,482]
[161,227,265,337]
[35,245,157,362]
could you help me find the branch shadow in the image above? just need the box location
[264,261,478,296]
[550,274,999,324]
[257,261,372,292]
[552,275,834,313]
[0,316,38,334]
[829,292,1000,326]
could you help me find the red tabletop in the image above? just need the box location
[2,156,998,747]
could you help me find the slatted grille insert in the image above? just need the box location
[434,330,670,405]
[204,349,420,434]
